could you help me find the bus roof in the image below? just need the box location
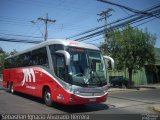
[6,39,100,59]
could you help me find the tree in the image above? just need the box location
[0,48,17,72]
[10,49,18,55]
[101,26,156,86]
[0,47,4,53]
[0,48,9,73]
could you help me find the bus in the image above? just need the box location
[2,39,114,106]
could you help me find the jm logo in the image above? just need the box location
[21,68,36,86]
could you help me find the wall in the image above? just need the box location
[108,68,147,85]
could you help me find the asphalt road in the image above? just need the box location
[0,81,160,116]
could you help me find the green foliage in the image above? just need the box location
[0,48,18,73]
[10,49,18,55]
[0,47,4,53]
[101,26,156,83]
[0,49,9,73]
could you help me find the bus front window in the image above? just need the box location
[68,47,107,87]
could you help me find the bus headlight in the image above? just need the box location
[64,83,73,93]
[103,85,108,93]
[73,90,80,94]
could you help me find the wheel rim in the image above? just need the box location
[45,91,51,104]
[11,84,14,93]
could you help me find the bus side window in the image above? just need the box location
[49,44,64,54]
[31,47,49,67]
[49,44,64,68]
[55,55,65,81]
[54,44,64,51]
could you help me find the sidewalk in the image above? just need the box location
[108,83,160,92]
[137,83,160,88]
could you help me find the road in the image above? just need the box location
[0,81,160,119]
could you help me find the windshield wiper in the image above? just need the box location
[92,70,102,85]
[90,62,102,86]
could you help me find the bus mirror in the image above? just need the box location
[55,50,71,66]
[103,56,114,69]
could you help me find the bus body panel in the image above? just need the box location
[2,40,111,105]
[2,66,108,105]
[2,69,10,88]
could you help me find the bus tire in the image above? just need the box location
[44,88,53,106]
[7,82,10,92]
[9,82,14,94]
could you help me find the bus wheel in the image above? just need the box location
[7,82,10,92]
[9,83,14,94]
[44,89,53,106]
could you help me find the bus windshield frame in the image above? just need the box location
[66,47,107,87]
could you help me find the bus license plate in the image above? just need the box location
[89,98,96,102]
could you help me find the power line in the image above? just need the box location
[86,17,158,46]
[1,1,159,45]
[97,8,113,51]
[98,0,160,19]
[67,3,160,40]
[31,13,56,41]
[74,7,160,41]
[76,12,160,42]
[0,33,42,39]
[0,38,42,44]
[97,0,154,15]
[120,7,131,16]
[97,8,113,33]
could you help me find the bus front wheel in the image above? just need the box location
[44,89,53,106]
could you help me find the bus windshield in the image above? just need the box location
[67,47,107,86]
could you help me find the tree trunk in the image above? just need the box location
[128,68,133,88]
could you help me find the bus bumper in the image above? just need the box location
[66,93,108,105]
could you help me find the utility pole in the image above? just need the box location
[32,13,56,41]
[97,8,113,48]
[97,0,159,18]
[97,8,113,33]
[98,9,113,85]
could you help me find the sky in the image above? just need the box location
[0,0,160,52]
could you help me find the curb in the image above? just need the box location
[135,84,160,89]
[108,88,138,92]
[134,86,157,89]
[108,84,160,92]
[108,86,160,92]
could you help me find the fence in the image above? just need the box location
[108,68,148,85]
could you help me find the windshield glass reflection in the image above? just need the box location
[67,47,106,86]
